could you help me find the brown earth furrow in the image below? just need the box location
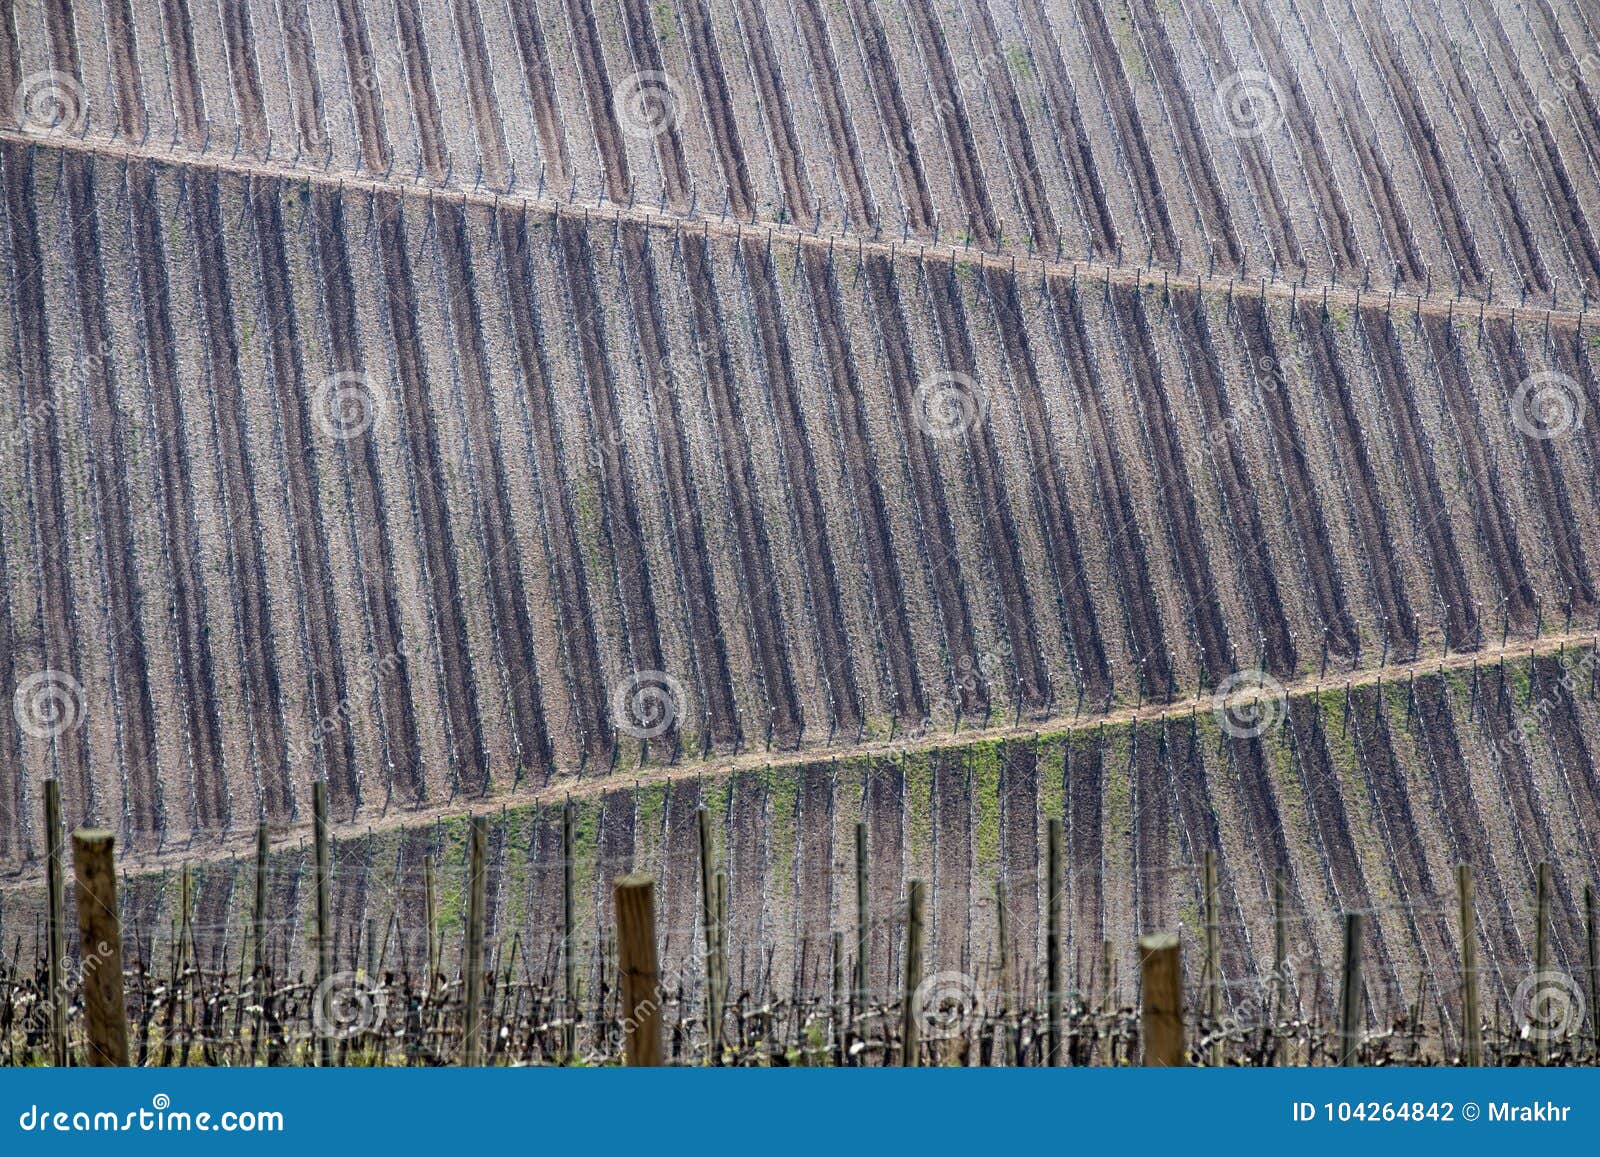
[725,771,767,999]
[678,0,753,218]
[901,0,998,247]
[276,0,328,160]
[186,170,291,817]
[931,748,970,973]
[550,213,666,735]
[795,761,833,961]
[922,264,1047,709]
[1235,4,1360,273]
[308,185,423,805]
[860,254,985,717]
[1169,294,1294,674]
[862,756,903,1000]
[985,273,1109,707]
[101,0,148,139]
[330,0,393,173]
[1300,310,1415,653]
[121,159,228,830]
[431,202,552,782]
[1064,730,1103,980]
[393,0,450,183]
[505,0,571,192]
[1110,284,1233,686]
[1131,723,1169,935]
[834,0,935,232]
[1068,0,1178,265]
[1350,8,1482,289]
[448,0,510,189]
[682,234,800,746]
[40,0,81,85]
[246,176,357,808]
[659,779,701,986]
[157,0,205,149]
[1125,0,1241,268]
[1012,0,1115,256]
[1357,311,1479,649]
[616,0,692,206]
[731,0,812,223]
[1418,315,1535,625]
[788,0,872,231]
[561,0,630,201]
[367,193,488,796]
[740,238,860,734]
[0,6,18,131]
[1046,281,1170,697]
[797,247,922,721]
[59,155,163,839]
[616,223,738,749]
[0,539,19,857]
[494,207,610,765]
[999,739,1038,981]
[1480,320,1595,613]
[217,0,268,156]
[1235,295,1357,659]
[1529,657,1600,882]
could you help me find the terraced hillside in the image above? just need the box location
[0,0,1599,1052]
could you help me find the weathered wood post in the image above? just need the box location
[830,930,846,1066]
[614,873,662,1066]
[1458,865,1482,1065]
[71,829,128,1066]
[562,802,578,1062]
[253,823,270,981]
[43,780,67,1066]
[854,820,869,1025]
[1337,913,1364,1066]
[900,879,926,1066]
[1046,817,1064,1066]
[312,780,332,1068]
[696,807,723,1061]
[1534,861,1552,1062]
[1138,932,1184,1066]
[1203,850,1222,1065]
[462,815,488,1066]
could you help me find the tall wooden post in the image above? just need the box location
[696,807,723,1061]
[312,780,332,1068]
[1138,933,1183,1066]
[42,780,67,1067]
[613,873,662,1066]
[462,815,488,1066]
[253,823,269,981]
[854,820,869,1020]
[1046,817,1064,1066]
[1337,913,1364,1066]
[71,829,128,1066]
[1458,865,1481,1065]
[1534,862,1552,1062]
[900,879,926,1066]
[830,930,845,1066]
[562,802,577,1062]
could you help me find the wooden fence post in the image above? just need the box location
[1203,850,1222,1065]
[462,815,488,1066]
[71,829,128,1066]
[253,823,269,981]
[854,820,869,1025]
[1138,933,1183,1066]
[900,879,926,1066]
[1458,865,1481,1065]
[1337,912,1364,1066]
[696,807,723,1061]
[312,780,332,1068]
[1046,817,1063,1066]
[1534,862,1552,1063]
[43,780,67,1066]
[614,873,662,1066]
[562,802,578,1062]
